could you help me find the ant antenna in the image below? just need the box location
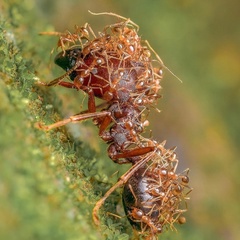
[88,10,139,31]
[145,40,182,83]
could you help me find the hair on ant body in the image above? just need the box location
[37,11,191,239]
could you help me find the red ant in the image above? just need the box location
[37,11,191,239]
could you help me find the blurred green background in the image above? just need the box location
[1,0,239,239]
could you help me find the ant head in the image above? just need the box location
[54,47,82,72]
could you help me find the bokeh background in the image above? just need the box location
[1,0,239,239]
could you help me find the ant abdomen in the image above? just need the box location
[122,158,190,237]
[122,167,163,235]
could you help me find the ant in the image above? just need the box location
[37,11,191,239]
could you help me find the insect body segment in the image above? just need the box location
[38,13,191,239]
[122,145,191,238]
[45,19,162,106]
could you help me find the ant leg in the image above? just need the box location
[39,79,78,89]
[98,114,112,134]
[39,31,63,36]
[111,146,155,161]
[37,111,110,131]
[128,183,138,204]
[88,11,139,31]
[73,102,109,115]
[86,88,96,113]
[93,149,156,225]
